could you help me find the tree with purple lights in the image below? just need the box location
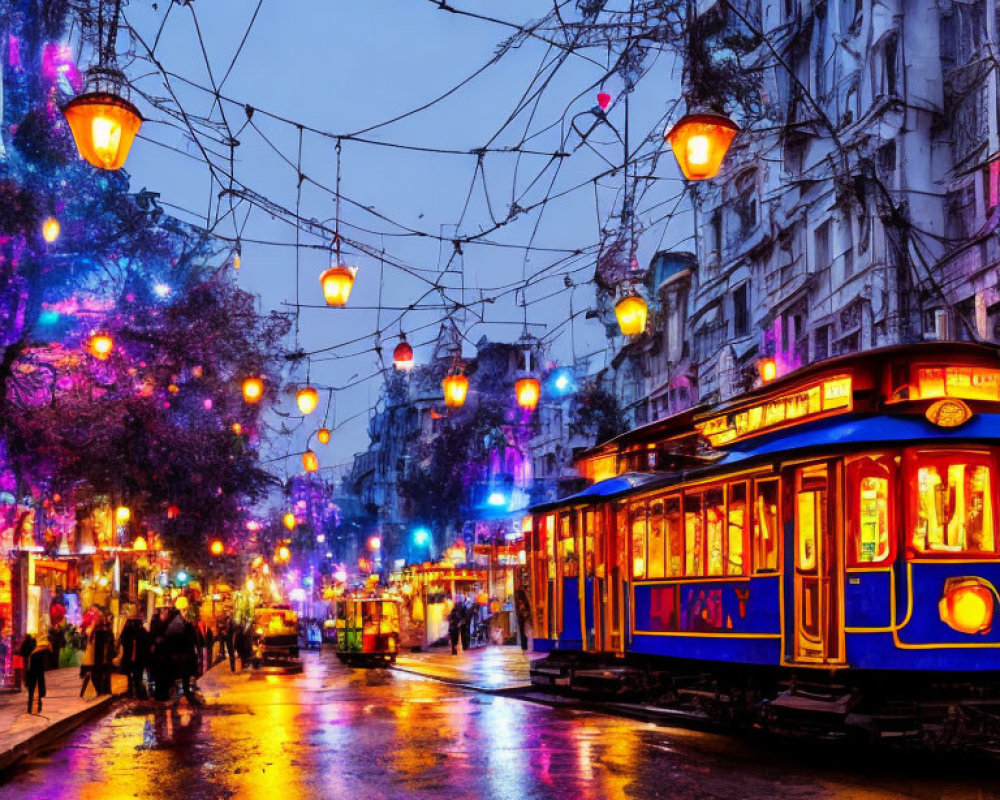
[0,0,290,565]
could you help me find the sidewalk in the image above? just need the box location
[0,668,126,773]
[391,644,542,692]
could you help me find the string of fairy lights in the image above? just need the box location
[59,0,748,481]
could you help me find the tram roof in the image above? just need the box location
[529,472,676,513]
[718,412,1000,466]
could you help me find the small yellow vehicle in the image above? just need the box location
[331,598,400,666]
[251,605,300,668]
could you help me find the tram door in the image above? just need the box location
[790,462,843,664]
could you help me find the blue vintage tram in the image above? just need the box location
[527,343,1000,730]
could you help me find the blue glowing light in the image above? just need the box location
[413,527,431,546]
[176,570,188,584]
[158,572,169,587]
[548,368,576,396]
[38,311,61,326]
[153,283,172,299]
[487,492,507,507]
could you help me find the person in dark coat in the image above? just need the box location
[24,634,49,713]
[149,607,172,701]
[447,598,466,655]
[514,588,532,652]
[164,609,201,705]
[18,633,36,695]
[118,614,150,699]
[94,614,116,695]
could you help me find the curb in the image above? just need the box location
[0,693,120,775]
[389,663,532,695]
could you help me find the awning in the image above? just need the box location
[530,472,677,513]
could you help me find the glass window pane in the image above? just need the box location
[665,497,683,577]
[631,504,647,578]
[797,492,818,571]
[754,480,779,573]
[706,488,726,576]
[684,494,703,576]
[913,456,996,555]
[849,456,892,565]
[648,500,665,579]
[728,483,747,575]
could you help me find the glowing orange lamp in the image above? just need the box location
[515,377,541,411]
[88,333,114,360]
[276,544,291,563]
[320,265,356,307]
[242,376,264,404]
[302,450,319,473]
[317,428,331,445]
[758,357,778,384]
[62,85,143,171]
[296,385,319,415]
[42,217,60,243]
[665,111,740,181]
[132,535,148,552]
[393,336,414,370]
[442,373,469,408]
[283,512,296,531]
[209,539,225,556]
[615,294,647,336]
[231,422,244,436]
[939,578,995,634]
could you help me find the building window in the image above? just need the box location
[732,283,749,338]
[710,211,723,261]
[813,220,832,272]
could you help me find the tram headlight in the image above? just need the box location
[938,577,995,635]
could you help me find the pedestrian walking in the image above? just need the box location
[164,608,201,704]
[119,612,150,699]
[93,614,116,695]
[460,595,473,652]
[448,596,466,655]
[25,633,49,714]
[514,588,532,652]
[79,621,97,698]
[149,607,172,701]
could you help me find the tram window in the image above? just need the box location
[910,453,997,556]
[684,494,704,576]
[706,488,726,576]
[796,493,818,571]
[847,455,894,565]
[665,496,683,577]
[648,499,665,579]
[559,514,579,578]
[631,503,648,579]
[584,509,596,577]
[754,480,779,573]
[545,514,556,580]
[728,483,748,576]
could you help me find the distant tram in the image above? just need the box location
[526,343,1000,739]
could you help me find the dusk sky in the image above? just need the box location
[120,1,690,482]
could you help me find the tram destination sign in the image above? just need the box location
[698,375,853,447]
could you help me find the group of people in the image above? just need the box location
[16,604,260,715]
[446,589,532,655]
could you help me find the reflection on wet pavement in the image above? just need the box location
[1,653,999,800]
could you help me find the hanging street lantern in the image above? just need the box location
[115,506,131,525]
[317,427,331,445]
[132,535,148,552]
[233,250,242,271]
[62,71,143,171]
[283,512,297,531]
[597,92,612,112]
[442,373,469,408]
[393,335,414,370]
[615,293,648,336]
[242,376,264,404]
[209,539,224,557]
[276,544,291,563]
[758,357,778,384]
[296,385,319,415]
[320,264,356,307]
[665,110,740,181]
[515,377,541,411]
[231,422,243,436]
[42,217,60,243]
[302,450,319,473]
[88,332,114,360]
